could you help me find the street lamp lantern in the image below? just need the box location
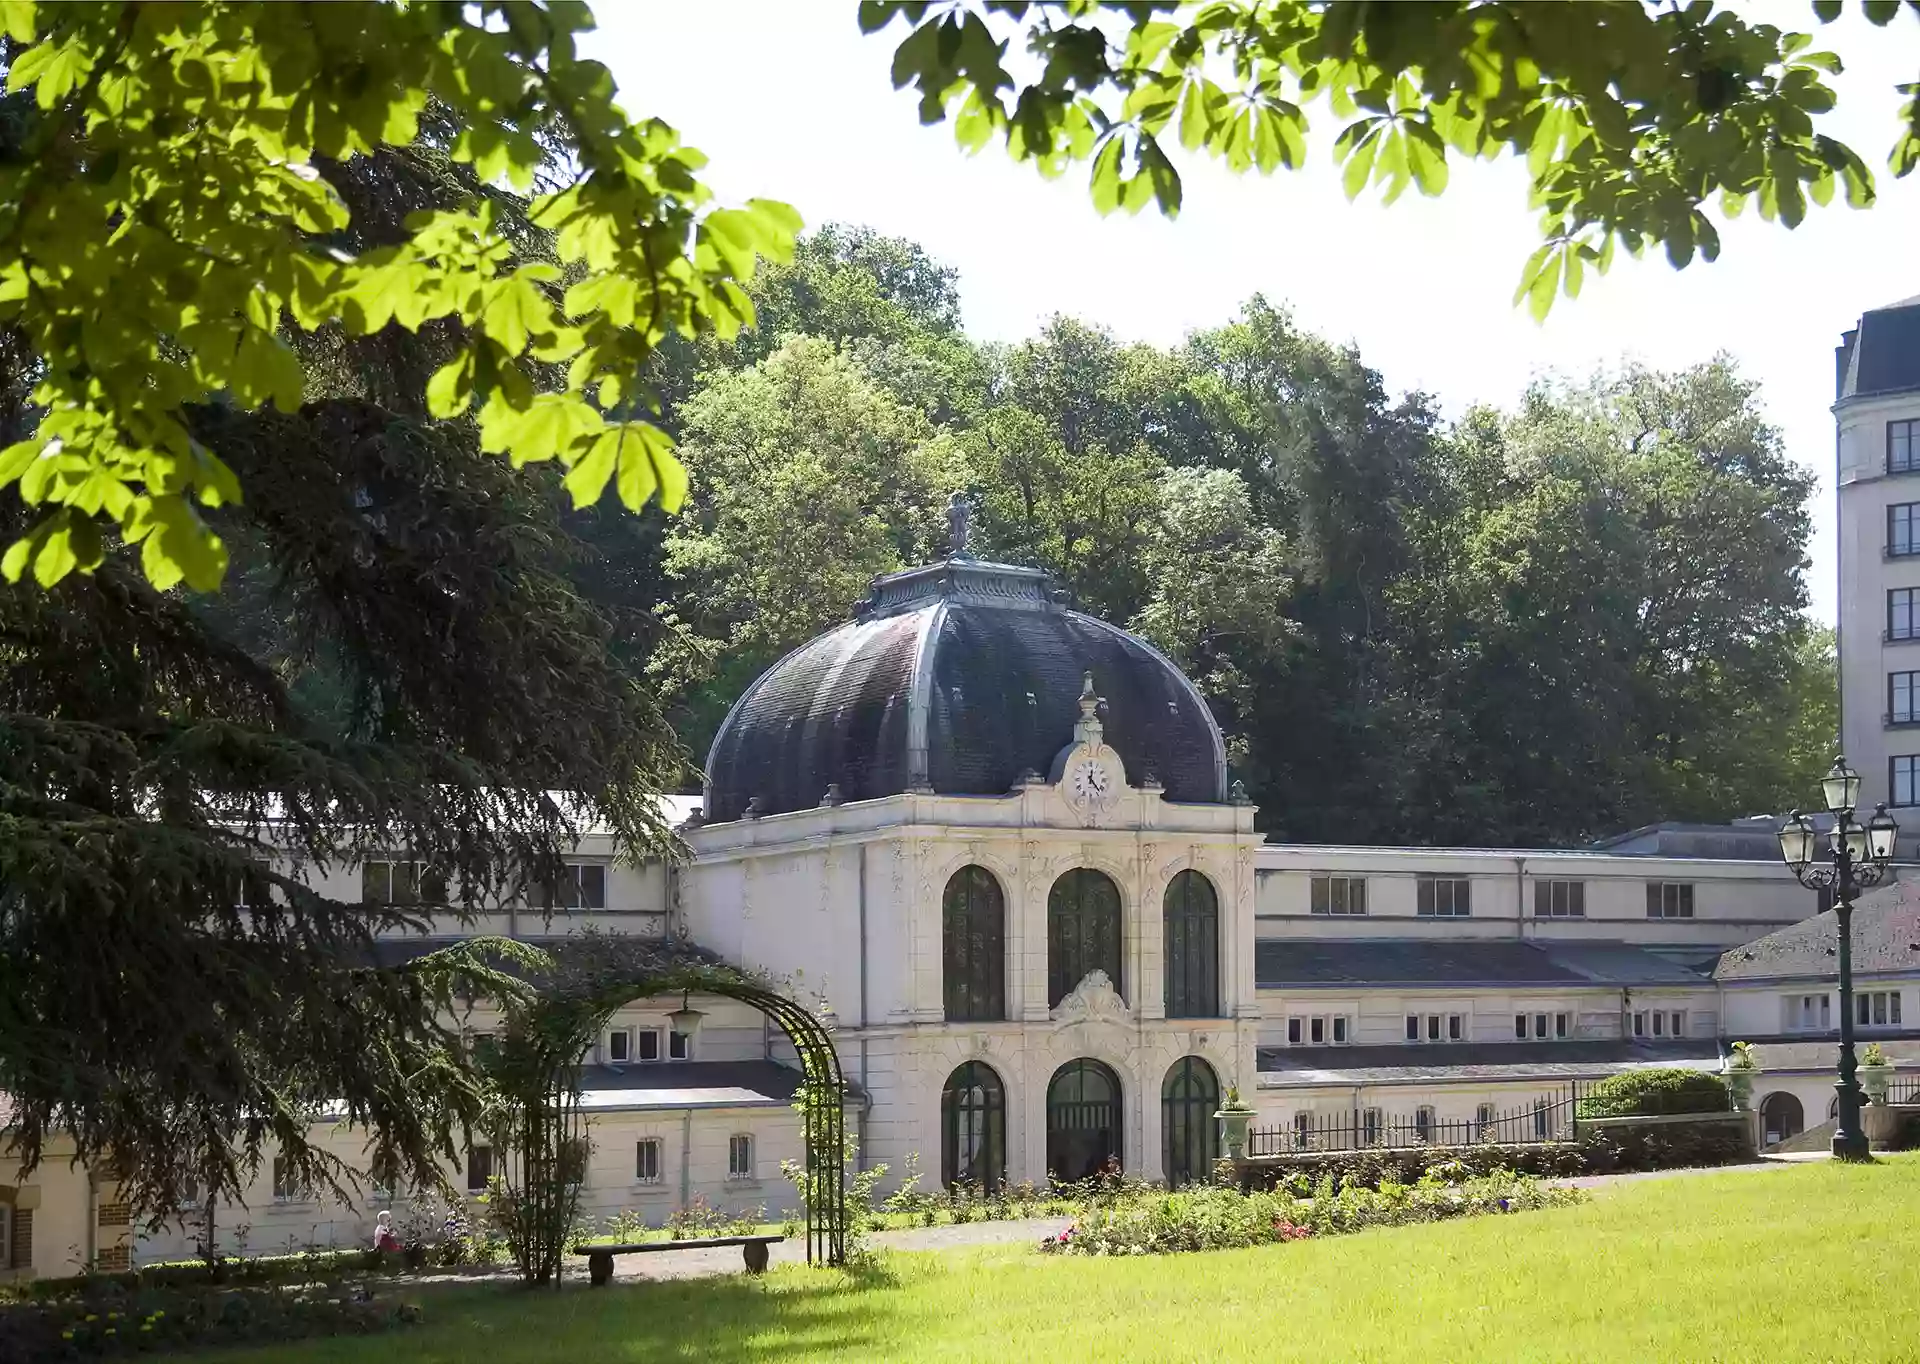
[1869,803,1899,864]
[1777,756,1899,1162]
[1778,810,1816,873]
[1821,755,1861,818]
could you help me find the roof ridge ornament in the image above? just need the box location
[945,489,971,559]
[1074,671,1103,745]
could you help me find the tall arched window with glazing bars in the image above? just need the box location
[1162,870,1219,1018]
[1161,1055,1220,1186]
[1047,868,1122,1008]
[940,1061,1005,1192]
[942,865,1005,1022]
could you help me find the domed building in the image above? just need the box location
[683,552,1264,1189]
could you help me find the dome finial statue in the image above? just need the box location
[1074,671,1104,744]
[945,490,971,559]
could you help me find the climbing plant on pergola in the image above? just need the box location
[472,933,847,1283]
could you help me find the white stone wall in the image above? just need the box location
[1838,387,1920,811]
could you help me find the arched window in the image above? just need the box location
[1048,869,1122,1008]
[1161,1056,1220,1186]
[1162,870,1220,1018]
[940,1062,1005,1192]
[1046,1058,1123,1182]
[942,866,1005,1022]
[1761,1092,1805,1147]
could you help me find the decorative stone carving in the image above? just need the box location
[1050,673,1127,825]
[1049,969,1129,1027]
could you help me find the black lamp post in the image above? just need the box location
[1776,756,1898,1161]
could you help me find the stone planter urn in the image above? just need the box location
[1859,1062,1894,1106]
[1722,1065,1756,1112]
[1216,1088,1256,1160]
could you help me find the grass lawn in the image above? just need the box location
[188,1160,1920,1363]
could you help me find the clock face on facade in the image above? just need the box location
[1068,756,1114,806]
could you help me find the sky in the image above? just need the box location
[586,2,1920,625]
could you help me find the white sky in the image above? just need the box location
[587,2,1920,624]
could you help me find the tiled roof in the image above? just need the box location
[1713,881,1920,982]
[1255,938,1709,989]
[1839,295,1920,400]
[1256,1038,1716,1086]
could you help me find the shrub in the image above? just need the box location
[0,1282,421,1362]
[1577,1069,1730,1118]
[1040,1171,1585,1258]
[1235,1142,1588,1193]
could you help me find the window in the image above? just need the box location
[1534,880,1586,918]
[1332,1016,1349,1044]
[1293,1112,1312,1147]
[1894,672,1920,725]
[1533,1012,1549,1039]
[1414,1106,1436,1143]
[1858,991,1904,1027]
[943,1062,1007,1191]
[1892,588,1920,641]
[1652,1011,1665,1036]
[1291,1017,1304,1045]
[635,1139,662,1184]
[1417,877,1472,917]
[1362,1107,1384,1146]
[1047,869,1123,1008]
[1163,870,1220,1018]
[360,859,448,906]
[1893,503,1920,556]
[636,1028,662,1062]
[1048,1058,1125,1180]
[1514,1013,1528,1040]
[1646,883,1695,919]
[466,1146,493,1193]
[726,1134,754,1181]
[1632,1011,1647,1037]
[1310,1017,1325,1044]
[5,1206,28,1271]
[1893,418,1919,474]
[1786,993,1832,1032]
[943,865,1006,1022]
[1475,1103,1496,1139]
[607,1028,631,1063]
[1406,1015,1420,1042]
[1290,1015,1349,1046]
[1555,1012,1570,1039]
[272,1157,305,1203]
[1895,755,1920,808]
[1310,875,1367,916]
[1161,1057,1220,1187]
[1448,1013,1464,1041]
[1533,1098,1551,1140]
[546,861,607,910]
[668,1028,692,1061]
[1427,1014,1442,1042]
[1411,1014,1462,1044]
[1670,1011,1687,1037]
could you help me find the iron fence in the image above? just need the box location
[1886,1074,1920,1106]
[1247,1086,1582,1158]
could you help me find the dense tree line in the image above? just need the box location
[607,225,1833,847]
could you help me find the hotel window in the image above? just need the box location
[1412,1014,1462,1044]
[1362,1108,1383,1145]
[1895,756,1920,808]
[1292,1015,1350,1046]
[1554,1012,1570,1039]
[1892,588,1920,641]
[1533,1098,1551,1140]
[1405,1015,1419,1042]
[669,1028,692,1060]
[1310,874,1367,916]
[1646,883,1695,919]
[271,1157,300,1202]
[546,861,608,910]
[466,1145,494,1193]
[637,1028,662,1062]
[1293,1112,1312,1146]
[1533,1012,1549,1039]
[1291,1017,1305,1044]
[1310,1017,1326,1044]
[1892,418,1920,475]
[1514,1013,1528,1040]
[607,1027,631,1063]
[1417,876,1472,917]
[1893,503,1920,557]
[1894,672,1920,725]
[360,859,448,906]
[1448,1013,1464,1041]
[727,1134,754,1181]
[1789,993,1832,1032]
[1534,880,1585,918]
[1858,991,1903,1027]
[1632,1011,1646,1037]
[1414,1106,1436,1143]
[1475,1103,1496,1139]
[1332,1015,1349,1044]
[635,1139,662,1184]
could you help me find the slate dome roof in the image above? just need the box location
[702,558,1228,822]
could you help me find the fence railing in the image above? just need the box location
[1887,1075,1920,1106]
[1246,1086,1582,1158]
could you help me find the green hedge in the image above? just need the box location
[1234,1119,1752,1193]
[0,1249,400,1304]
[1576,1069,1730,1118]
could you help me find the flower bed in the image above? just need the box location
[1039,1170,1585,1257]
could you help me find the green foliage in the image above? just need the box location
[864,0,1901,316]
[0,1,799,590]
[1577,1069,1733,1118]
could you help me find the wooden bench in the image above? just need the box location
[573,1234,786,1285]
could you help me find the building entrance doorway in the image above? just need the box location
[1047,1058,1122,1181]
